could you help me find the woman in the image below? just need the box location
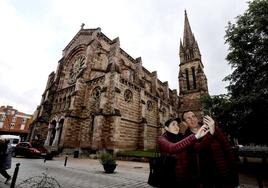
[0,139,12,184]
[158,117,209,188]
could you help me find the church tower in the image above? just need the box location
[178,10,208,116]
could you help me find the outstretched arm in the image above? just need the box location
[158,134,197,154]
[159,125,209,154]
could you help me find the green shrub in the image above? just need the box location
[98,151,116,165]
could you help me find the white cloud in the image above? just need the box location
[0,0,248,114]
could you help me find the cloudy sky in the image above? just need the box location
[0,0,249,114]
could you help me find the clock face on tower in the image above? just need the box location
[68,56,86,84]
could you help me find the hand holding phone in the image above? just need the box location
[195,124,210,139]
[203,115,215,135]
[203,108,211,117]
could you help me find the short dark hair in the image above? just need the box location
[181,110,192,121]
[164,117,181,127]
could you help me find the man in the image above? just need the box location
[182,111,239,188]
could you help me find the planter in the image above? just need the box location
[103,164,117,173]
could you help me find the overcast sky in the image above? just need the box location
[0,0,249,114]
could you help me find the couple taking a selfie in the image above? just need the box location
[157,110,239,188]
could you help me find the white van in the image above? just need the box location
[0,135,21,147]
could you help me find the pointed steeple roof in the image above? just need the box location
[179,10,202,64]
[183,10,195,47]
[179,39,184,54]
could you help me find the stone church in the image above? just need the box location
[29,11,208,154]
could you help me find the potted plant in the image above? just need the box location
[99,151,117,173]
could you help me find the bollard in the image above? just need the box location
[64,155,68,167]
[10,163,20,188]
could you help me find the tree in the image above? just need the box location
[224,0,268,144]
[200,95,240,144]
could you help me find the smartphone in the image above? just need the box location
[203,108,211,117]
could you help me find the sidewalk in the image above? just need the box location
[0,156,267,187]
[0,157,151,188]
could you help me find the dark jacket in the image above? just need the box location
[0,142,12,170]
[158,132,197,183]
[185,127,239,187]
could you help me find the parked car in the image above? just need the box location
[12,141,47,158]
[0,135,21,148]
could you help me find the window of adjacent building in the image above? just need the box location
[9,123,15,129]
[12,116,17,122]
[0,114,5,121]
[0,122,3,128]
[20,124,25,130]
[22,118,27,123]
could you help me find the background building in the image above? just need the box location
[0,105,32,141]
[29,12,208,154]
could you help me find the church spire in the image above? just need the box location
[183,10,195,48]
[178,10,209,117]
[179,10,201,64]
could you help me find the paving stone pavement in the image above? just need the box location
[0,156,267,188]
[0,156,152,188]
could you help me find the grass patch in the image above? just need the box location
[117,150,158,158]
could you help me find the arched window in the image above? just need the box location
[191,67,197,89]
[185,69,190,90]
[49,121,56,146]
[57,119,64,145]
